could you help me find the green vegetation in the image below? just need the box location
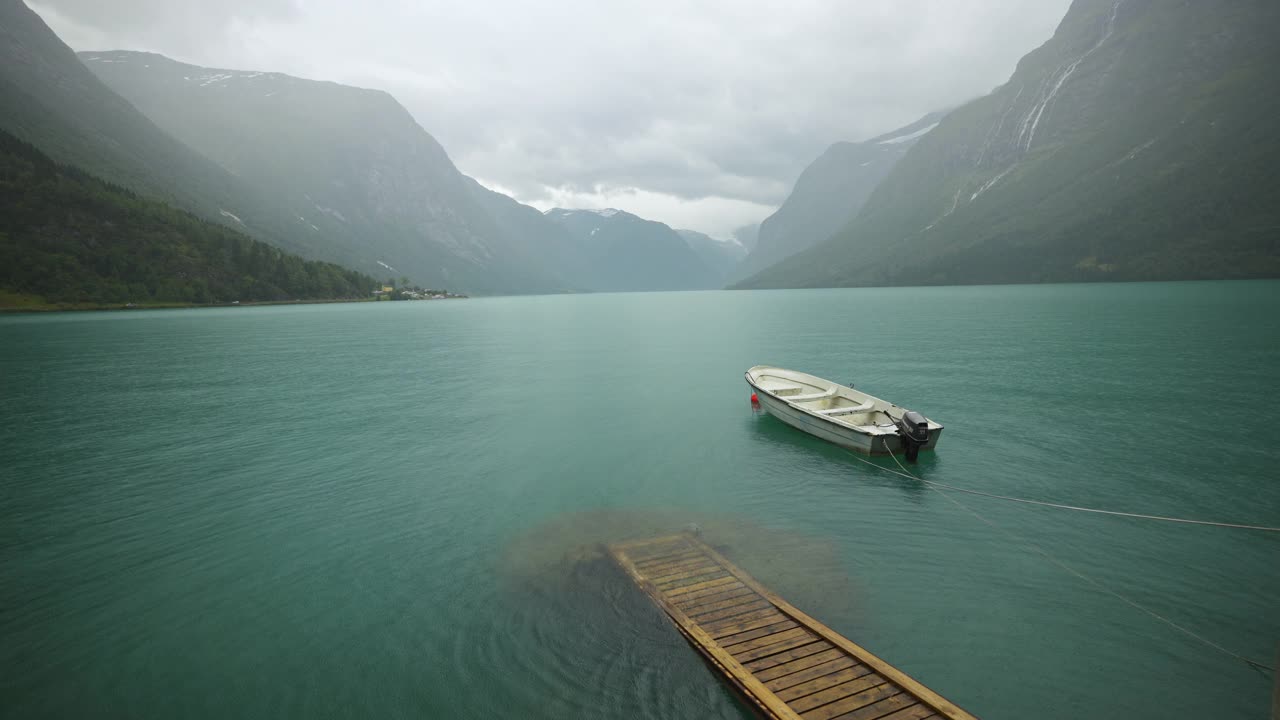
[0,1,374,278]
[78,50,577,295]
[729,112,942,286]
[0,130,375,308]
[738,0,1280,289]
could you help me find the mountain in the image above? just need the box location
[79,50,580,295]
[0,0,340,267]
[738,0,1280,289]
[543,209,718,291]
[732,223,761,255]
[676,229,748,285]
[0,129,373,308]
[730,112,944,284]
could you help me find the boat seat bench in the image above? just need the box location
[815,401,876,416]
[787,386,840,402]
[756,381,804,395]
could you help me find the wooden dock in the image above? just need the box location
[609,534,978,720]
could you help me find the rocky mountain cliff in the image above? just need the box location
[738,0,1280,288]
[730,112,944,284]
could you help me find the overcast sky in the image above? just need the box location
[31,0,1071,236]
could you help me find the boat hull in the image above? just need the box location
[748,373,942,456]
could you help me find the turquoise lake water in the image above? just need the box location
[2,281,1278,719]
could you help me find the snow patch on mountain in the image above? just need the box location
[878,123,939,145]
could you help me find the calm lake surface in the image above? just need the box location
[2,281,1278,720]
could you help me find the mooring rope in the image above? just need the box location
[868,444,1276,675]
[842,443,1280,533]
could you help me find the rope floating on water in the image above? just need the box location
[860,445,1277,675]
[844,449,1280,533]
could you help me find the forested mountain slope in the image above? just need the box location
[0,130,373,307]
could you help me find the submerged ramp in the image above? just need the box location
[609,534,977,720]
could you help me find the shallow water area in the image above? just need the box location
[2,281,1277,719]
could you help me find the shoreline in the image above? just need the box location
[0,296,380,315]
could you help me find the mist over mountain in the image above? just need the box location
[730,112,945,285]
[675,230,748,285]
[543,209,718,291]
[0,0,338,267]
[79,50,583,295]
[731,224,761,255]
[0,128,374,307]
[6,0,1274,304]
[738,0,1280,289]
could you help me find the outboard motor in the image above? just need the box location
[893,410,930,462]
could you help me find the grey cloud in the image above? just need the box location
[30,0,1071,232]
[31,0,301,51]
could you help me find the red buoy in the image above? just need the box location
[750,393,759,403]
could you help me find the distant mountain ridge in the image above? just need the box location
[79,50,735,295]
[738,0,1280,288]
[79,50,578,295]
[0,0,339,267]
[729,112,945,284]
[675,229,748,285]
[542,208,719,291]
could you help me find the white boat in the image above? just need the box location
[745,365,943,459]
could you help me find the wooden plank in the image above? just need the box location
[718,619,801,648]
[788,673,886,712]
[835,692,920,720]
[685,591,766,616]
[672,579,748,603]
[674,585,756,610]
[609,534,978,720]
[663,575,738,597]
[656,569,732,590]
[682,536,979,720]
[634,549,703,567]
[640,554,715,574]
[622,541,695,563]
[800,683,900,720]
[733,633,826,664]
[639,551,716,570]
[610,546,803,720]
[767,658,861,693]
[680,584,757,604]
[743,641,833,671]
[649,566,726,587]
[649,563,725,586]
[775,664,872,701]
[690,598,773,624]
[723,626,812,654]
[648,564,725,586]
[877,706,939,720]
[704,607,789,636]
[754,649,848,683]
